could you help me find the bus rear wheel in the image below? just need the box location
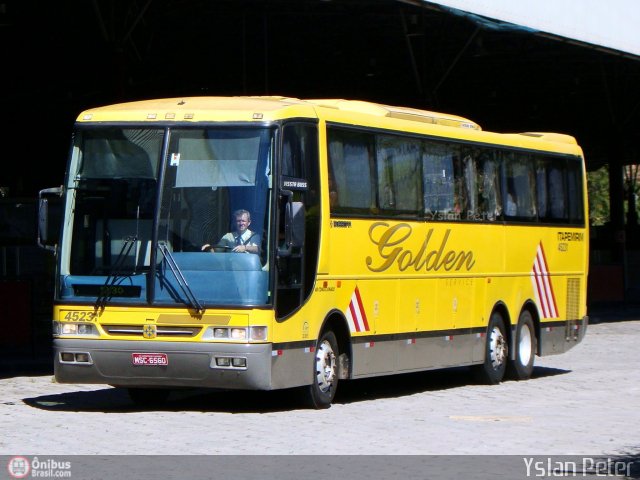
[474,312,508,385]
[303,330,339,409]
[507,310,537,380]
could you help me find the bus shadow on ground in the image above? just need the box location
[22,365,569,414]
[334,365,569,405]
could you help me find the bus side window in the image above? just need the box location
[567,160,584,223]
[422,141,455,218]
[548,166,567,219]
[375,134,422,213]
[477,152,501,221]
[536,158,566,222]
[327,128,375,212]
[536,162,549,219]
[452,151,475,217]
[327,167,339,208]
[461,152,478,216]
[502,153,536,220]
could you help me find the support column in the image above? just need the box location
[608,159,627,299]
[609,160,625,231]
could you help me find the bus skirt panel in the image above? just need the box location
[538,316,588,356]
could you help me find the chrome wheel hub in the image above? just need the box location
[489,326,507,368]
[315,340,336,393]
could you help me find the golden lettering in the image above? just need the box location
[366,223,476,272]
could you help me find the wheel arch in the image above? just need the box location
[490,300,511,328]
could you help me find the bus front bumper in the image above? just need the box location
[53,339,273,390]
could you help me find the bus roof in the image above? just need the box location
[76,96,316,123]
[306,99,481,130]
[76,96,580,152]
[76,96,481,129]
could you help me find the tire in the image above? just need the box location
[473,312,508,385]
[127,387,170,406]
[507,310,537,380]
[303,330,339,409]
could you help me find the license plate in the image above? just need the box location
[132,353,168,366]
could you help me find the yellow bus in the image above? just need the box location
[38,97,588,408]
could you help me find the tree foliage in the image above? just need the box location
[587,166,609,226]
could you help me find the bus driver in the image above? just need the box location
[201,209,261,254]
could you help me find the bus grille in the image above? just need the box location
[101,325,201,338]
[566,278,581,320]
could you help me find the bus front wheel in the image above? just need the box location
[474,312,508,385]
[507,310,536,380]
[303,330,339,409]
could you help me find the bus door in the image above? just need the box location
[275,123,320,319]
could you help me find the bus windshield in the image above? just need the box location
[60,125,274,308]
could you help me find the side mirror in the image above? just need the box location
[38,186,63,251]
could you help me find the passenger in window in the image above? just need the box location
[452,193,462,214]
[201,209,261,254]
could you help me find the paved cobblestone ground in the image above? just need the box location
[1,320,638,456]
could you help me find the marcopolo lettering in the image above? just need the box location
[366,223,476,272]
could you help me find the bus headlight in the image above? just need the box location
[203,326,268,342]
[249,326,268,341]
[230,328,247,340]
[213,327,229,339]
[54,322,98,337]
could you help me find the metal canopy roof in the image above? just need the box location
[423,0,640,59]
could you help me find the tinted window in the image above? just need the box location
[502,152,537,220]
[328,129,375,212]
[327,125,584,226]
[376,135,422,214]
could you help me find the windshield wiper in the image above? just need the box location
[94,236,137,311]
[158,241,205,314]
